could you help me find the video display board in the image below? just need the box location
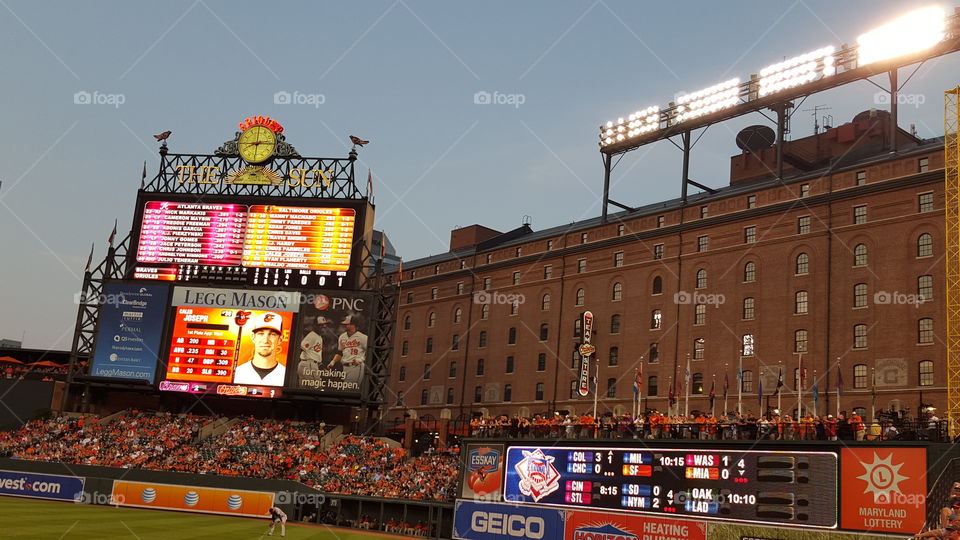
[288,291,375,396]
[503,446,838,528]
[89,283,170,382]
[129,194,366,289]
[158,287,299,399]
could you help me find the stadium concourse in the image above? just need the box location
[0,411,458,503]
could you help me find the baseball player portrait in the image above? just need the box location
[233,312,286,386]
[296,315,335,386]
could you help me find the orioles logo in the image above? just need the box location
[234,310,251,326]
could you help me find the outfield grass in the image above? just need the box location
[0,496,400,539]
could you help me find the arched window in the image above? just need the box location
[854,324,868,349]
[507,327,517,345]
[919,360,934,386]
[795,291,808,314]
[795,253,809,275]
[539,323,549,341]
[652,276,663,295]
[692,373,703,394]
[650,310,662,329]
[481,304,489,320]
[612,282,623,301]
[478,331,487,348]
[918,318,934,344]
[694,304,706,325]
[742,297,755,320]
[693,338,705,360]
[794,329,808,353]
[428,311,436,327]
[608,347,619,366]
[401,340,409,356]
[606,378,617,398]
[454,307,463,323]
[648,376,658,396]
[743,261,756,282]
[854,244,868,266]
[854,283,868,308]
[918,233,933,258]
[403,315,411,330]
[696,269,707,289]
[575,288,585,306]
[853,364,868,388]
[610,314,621,334]
[541,293,551,311]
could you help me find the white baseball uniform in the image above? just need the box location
[334,330,367,383]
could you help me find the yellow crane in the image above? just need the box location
[946,86,960,438]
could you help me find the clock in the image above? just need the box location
[238,126,277,163]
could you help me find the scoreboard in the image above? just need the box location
[503,446,837,528]
[130,196,365,289]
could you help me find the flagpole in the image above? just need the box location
[737,356,743,416]
[711,374,716,417]
[684,354,690,417]
[871,367,876,422]
[723,363,729,415]
[797,353,803,419]
[836,358,841,418]
[813,369,819,417]
[592,360,599,420]
[777,363,782,414]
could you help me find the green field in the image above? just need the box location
[0,497,399,539]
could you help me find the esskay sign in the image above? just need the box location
[840,447,927,534]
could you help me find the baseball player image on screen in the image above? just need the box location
[326,314,368,386]
[233,312,286,386]
[296,315,337,387]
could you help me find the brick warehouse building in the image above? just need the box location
[384,110,945,425]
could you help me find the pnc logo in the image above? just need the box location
[314,295,331,311]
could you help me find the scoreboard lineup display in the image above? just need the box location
[504,446,838,528]
[132,198,360,289]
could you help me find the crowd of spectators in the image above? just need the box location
[0,412,458,502]
[1,363,67,381]
[468,409,950,442]
[0,411,209,467]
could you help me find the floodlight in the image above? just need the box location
[857,6,946,65]
[758,46,836,97]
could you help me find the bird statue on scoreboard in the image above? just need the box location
[349,135,369,147]
[154,130,172,141]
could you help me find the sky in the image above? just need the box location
[0,0,958,350]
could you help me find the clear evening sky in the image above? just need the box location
[0,1,956,349]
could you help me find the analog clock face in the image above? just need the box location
[238,126,277,163]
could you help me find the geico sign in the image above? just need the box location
[471,511,545,538]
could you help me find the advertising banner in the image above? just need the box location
[460,444,505,501]
[0,470,85,502]
[453,500,566,540]
[708,522,897,540]
[289,291,374,395]
[90,283,170,382]
[565,509,706,540]
[111,480,274,518]
[840,447,927,534]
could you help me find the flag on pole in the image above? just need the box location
[367,170,374,198]
[709,378,716,409]
[668,379,676,405]
[140,161,147,189]
[836,365,844,395]
[633,367,641,396]
[723,373,729,399]
[684,356,691,388]
[758,379,763,406]
[775,368,784,395]
[398,259,404,285]
[84,244,94,273]
[812,379,820,406]
[108,219,117,247]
